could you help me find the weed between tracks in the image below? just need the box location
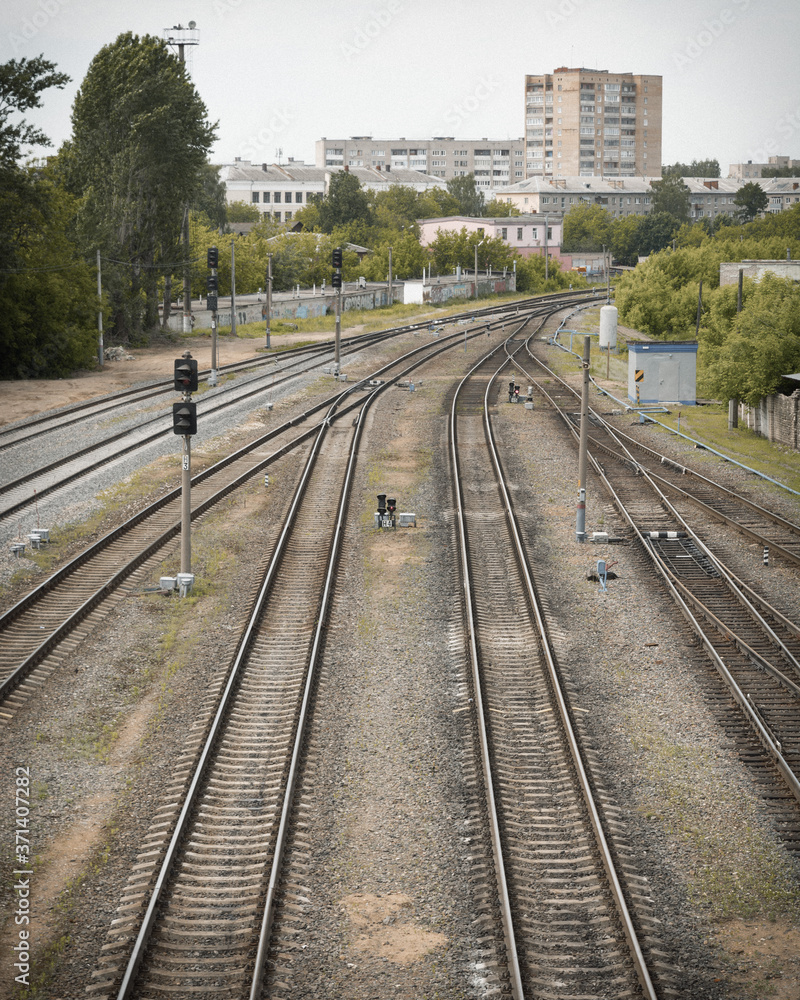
[630,731,800,921]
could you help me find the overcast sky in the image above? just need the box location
[4,0,800,174]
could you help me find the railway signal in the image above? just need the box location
[172,402,197,435]
[207,245,218,269]
[173,350,197,593]
[174,357,198,393]
[332,247,343,269]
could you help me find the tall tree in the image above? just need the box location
[316,170,372,233]
[562,203,611,253]
[0,57,97,378]
[733,182,768,223]
[69,33,217,341]
[446,174,485,217]
[649,174,691,224]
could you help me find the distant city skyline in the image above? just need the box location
[3,0,799,176]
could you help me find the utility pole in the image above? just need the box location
[332,247,343,373]
[230,239,237,337]
[207,245,219,386]
[544,216,549,282]
[388,246,393,306]
[164,25,200,335]
[575,336,591,543]
[265,254,273,349]
[96,249,104,368]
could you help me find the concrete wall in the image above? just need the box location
[164,285,401,331]
[739,390,800,450]
[720,260,800,286]
[404,273,516,305]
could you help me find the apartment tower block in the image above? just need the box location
[524,68,662,178]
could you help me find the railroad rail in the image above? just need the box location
[0,308,556,721]
[447,336,664,997]
[84,310,557,998]
[0,291,597,525]
[512,335,800,829]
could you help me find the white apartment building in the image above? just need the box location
[220,159,445,223]
[498,176,800,221]
[315,137,526,191]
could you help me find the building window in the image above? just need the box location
[252,192,260,203]
[274,191,281,203]
[285,211,292,221]
[501,228,507,239]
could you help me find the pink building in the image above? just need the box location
[416,214,568,264]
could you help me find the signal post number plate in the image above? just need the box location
[182,456,189,471]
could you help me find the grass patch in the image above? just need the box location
[631,732,800,920]
[647,404,800,494]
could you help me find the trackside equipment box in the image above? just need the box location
[628,341,698,406]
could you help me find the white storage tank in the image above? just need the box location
[599,305,618,349]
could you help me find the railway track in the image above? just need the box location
[84,310,558,999]
[1,320,516,722]
[512,334,800,842]
[0,292,596,526]
[447,338,667,998]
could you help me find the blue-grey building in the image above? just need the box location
[628,341,698,406]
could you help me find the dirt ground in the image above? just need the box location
[0,331,335,427]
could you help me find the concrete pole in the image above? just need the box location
[181,434,191,574]
[230,239,237,337]
[576,336,591,543]
[388,246,393,305]
[544,216,549,282]
[335,282,341,371]
[265,254,272,349]
[182,208,192,333]
[96,249,104,367]
[474,243,478,299]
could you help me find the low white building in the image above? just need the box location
[219,159,446,224]
[495,175,800,222]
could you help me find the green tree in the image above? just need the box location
[733,181,768,222]
[226,201,262,223]
[0,57,97,378]
[446,174,485,216]
[69,33,217,342]
[317,171,372,233]
[562,203,611,253]
[698,275,800,405]
[0,163,96,377]
[1,55,70,268]
[192,162,227,230]
[761,165,798,178]
[662,159,720,178]
[485,198,521,217]
[515,253,573,293]
[650,174,691,223]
